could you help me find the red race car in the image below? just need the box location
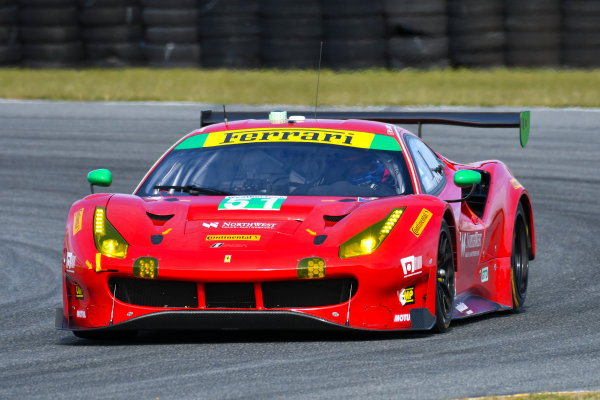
[56,110,534,338]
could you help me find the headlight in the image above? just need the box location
[339,208,405,259]
[93,207,128,259]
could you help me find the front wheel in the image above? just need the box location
[433,220,455,333]
[511,203,529,312]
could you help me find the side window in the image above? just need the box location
[405,136,445,194]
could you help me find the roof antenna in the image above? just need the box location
[314,41,323,120]
[223,104,229,128]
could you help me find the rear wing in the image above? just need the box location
[200,110,531,148]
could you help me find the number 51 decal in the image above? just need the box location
[218,196,286,211]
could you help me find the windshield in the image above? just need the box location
[136,142,413,198]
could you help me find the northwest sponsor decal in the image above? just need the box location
[206,235,261,241]
[394,313,411,323]
[401,255,422,277]
[202,128,375,149]
[397,286,415,306]
[460,231,483,258]
[218,196,286,211]
[203,221,279,229]
[410,208,432,237]
[73,208,83,235]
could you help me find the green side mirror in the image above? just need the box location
[87,169,112,193]
[520,111,530,148]
[454,169,481,188]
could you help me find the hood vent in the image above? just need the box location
[146,212,174,226]
[323,214,348,227]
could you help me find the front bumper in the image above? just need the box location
[56,307,436,332]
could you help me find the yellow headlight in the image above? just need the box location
[93,207,128,259]
[339,208,405,259]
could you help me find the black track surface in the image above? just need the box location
[1,101,599,399]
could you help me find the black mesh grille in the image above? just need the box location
[262,278,358,309]
[205,283,256,308]
[108,278,198,308]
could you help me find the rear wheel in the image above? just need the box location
[511,204,529,311]
[433,220,455,333]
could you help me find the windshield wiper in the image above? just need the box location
[154,185,232,196]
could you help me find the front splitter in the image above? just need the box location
[55,307,435,332]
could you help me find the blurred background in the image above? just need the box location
[0,0,598,70]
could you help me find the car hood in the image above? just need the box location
[104,194,386,251]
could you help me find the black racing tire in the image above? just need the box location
[447,0,502,17]
[433,220,455,333]
[18,0,75,5]
[563,15,600,32]
[448,15,503,35]
[198,15,259,37]
[387,15,447,36]
[22,42,84,61]
[450,50,505,67]
[80,6,142,26]
[73,330,138,340]
[259,0,321,17]
[505,0,560,14]
[382,0,446,16]
[20,25,80,43]
[141,0,198,8]
[86,42,143,61]
[450,32,505,52]
[562,0,600,15]
[506,49,560,67]
[323,16,385,40]
[510,204,529,312]
[321,0,383,17]
[0,5,17,24]
[261,38,321,69]
[79,0,139,7]
[260,17,322,39]
[201,37,259,58]
[144,42,201,63]
[0,43,20,64]
[387,36,448,60]
[197,0,259,15]
[19,7,79,25]
[145,26,198,44]
[562,31,600,48]
[504,14,561,32]
[83,25,143,43]
[505,31,560,50]
[142,8,199,26]
[0,25,18,44]
[562,48,600,69]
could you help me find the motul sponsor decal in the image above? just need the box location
[394,313,411,323]
[460,231,482,258]
[401,255,422,277]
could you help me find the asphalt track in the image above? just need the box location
[1,101,599,399]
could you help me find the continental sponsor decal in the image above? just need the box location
[175,128,403,151]
[73,208,83,235]
[206,235,261,241]
[410,208,432,237]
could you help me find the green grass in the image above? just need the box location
[0,68,599,107]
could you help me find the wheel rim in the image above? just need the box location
[512,218,529,298]
[437,232,455,321]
